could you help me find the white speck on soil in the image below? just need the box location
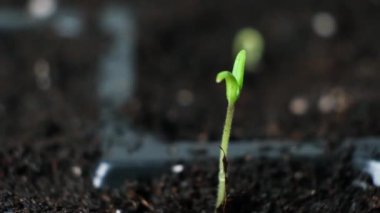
[171,164,184,174]
[71,166,82,177]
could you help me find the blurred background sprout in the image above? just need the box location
[233,28,264,72]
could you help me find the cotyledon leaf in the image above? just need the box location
[216,50,246,105]
[231,50,246,90]
[216,71,239,104]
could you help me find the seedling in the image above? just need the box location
[233,28,264,72]
[215,50,246,211]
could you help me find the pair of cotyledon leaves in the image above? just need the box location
[216,50,246,105]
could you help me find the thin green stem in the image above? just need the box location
[215,103,235,210]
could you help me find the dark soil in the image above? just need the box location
[1,140,380,212]
[0,0,380,212]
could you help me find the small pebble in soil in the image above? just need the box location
[140,198,154,211]
[289,96,309,115]
[93,161,111,188]
[171,164,184,174]
[176,89,194,107]
[71,166,82,177]
[312,12,337,38]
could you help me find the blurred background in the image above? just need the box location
[0,0,379,145]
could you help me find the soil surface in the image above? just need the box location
[1,140,380,212]
[0,0,379,212]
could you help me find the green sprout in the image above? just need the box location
[215,50,246,211]
[233,28,264,72]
